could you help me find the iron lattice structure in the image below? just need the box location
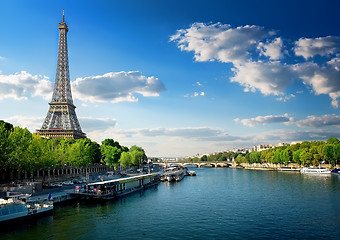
[37,11,86,139]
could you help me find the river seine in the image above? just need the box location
[2,168,340,239]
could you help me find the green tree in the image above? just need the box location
[323,145,335,166]
[201,155,208,161]
[0,121,13,171]
[293,150,302,165]
[327,137,340,145]
[130,145,146,166]
[300,150,313,166]
[101,145,121,167]
[333,144,340,166]
[119,152,132,168]
[7,127,32,172]
[235,154,246,164]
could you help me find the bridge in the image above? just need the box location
[152,161,237,168]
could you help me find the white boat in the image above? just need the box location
[277,167,300,171]
[164,166,185,182]
[0,197,53,223]
[188,170,196,176]
[300,167,331,174]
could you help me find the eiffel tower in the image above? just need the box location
[37,10,86,139]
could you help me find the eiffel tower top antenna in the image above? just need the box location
[62,9,65,22]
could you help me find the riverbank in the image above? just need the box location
[231,162,336,171]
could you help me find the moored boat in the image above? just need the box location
[70,173,159,200]
[277,167,300,171]
[300,167,331,174]
[331,168,340,174]
[188,170,196,176]
[0,197,53,224]
[163,166,185,182]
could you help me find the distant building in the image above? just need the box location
[251,144,274,152]
[290,141,303,145]
[232,147,249,154]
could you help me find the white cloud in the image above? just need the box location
[258,37,284,60]
[186,91,205,97]
[4,115,43,132]
[294,36,340,60]
[276,94,295,102]
[231,61,295,96]
[0,56,5,61]
[171,23,295,98]
[0,71,52,100]
[292,114,340,128]
[293,57,340,108]
[170,22,273,65]
[172,23,340,108]
[234,113,294,127]
[196,81,202,86]
[72,71,166,103]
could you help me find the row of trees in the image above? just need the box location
[182,138,340,167]
[0,120,147,177]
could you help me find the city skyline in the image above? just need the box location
[0,0,339,157]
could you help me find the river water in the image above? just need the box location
[2,168,340,239]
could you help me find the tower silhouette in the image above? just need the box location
[37,10,86,139]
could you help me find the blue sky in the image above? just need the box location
[0,0,339,157]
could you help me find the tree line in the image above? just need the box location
[0,120,147,177]
[182,138,340,167]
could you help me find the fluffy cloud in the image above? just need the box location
[171,23,295,98]
[72,71,166,103]
[172,23,340,107]
[257,37,284,60]
[276,94,295,102]
[293,58,340,108]
[4,115,43,132]
[294,36,340,59]
[234,113,294,127]
[292,114,340,128]
[0,71,52,100]
[170,22,273,65]
[231,61,295,96]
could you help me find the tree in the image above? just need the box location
[293,150,302,165]
[333,144,340,166]
[130,145,146,166]
[273,150,282,164]
[235,154,246,164]
[7,127,32,172]
[300,150,313,166]
[120,152,132,168]
[101,145,121,167]
[201,155,208,161]
[300,141,311,150]
[323,145,335,166]
[327,137,340,145]
[0,121,12,171]
[281,150,291,164]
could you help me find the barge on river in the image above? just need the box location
[70,173,159,200]
[0,197,53,224]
